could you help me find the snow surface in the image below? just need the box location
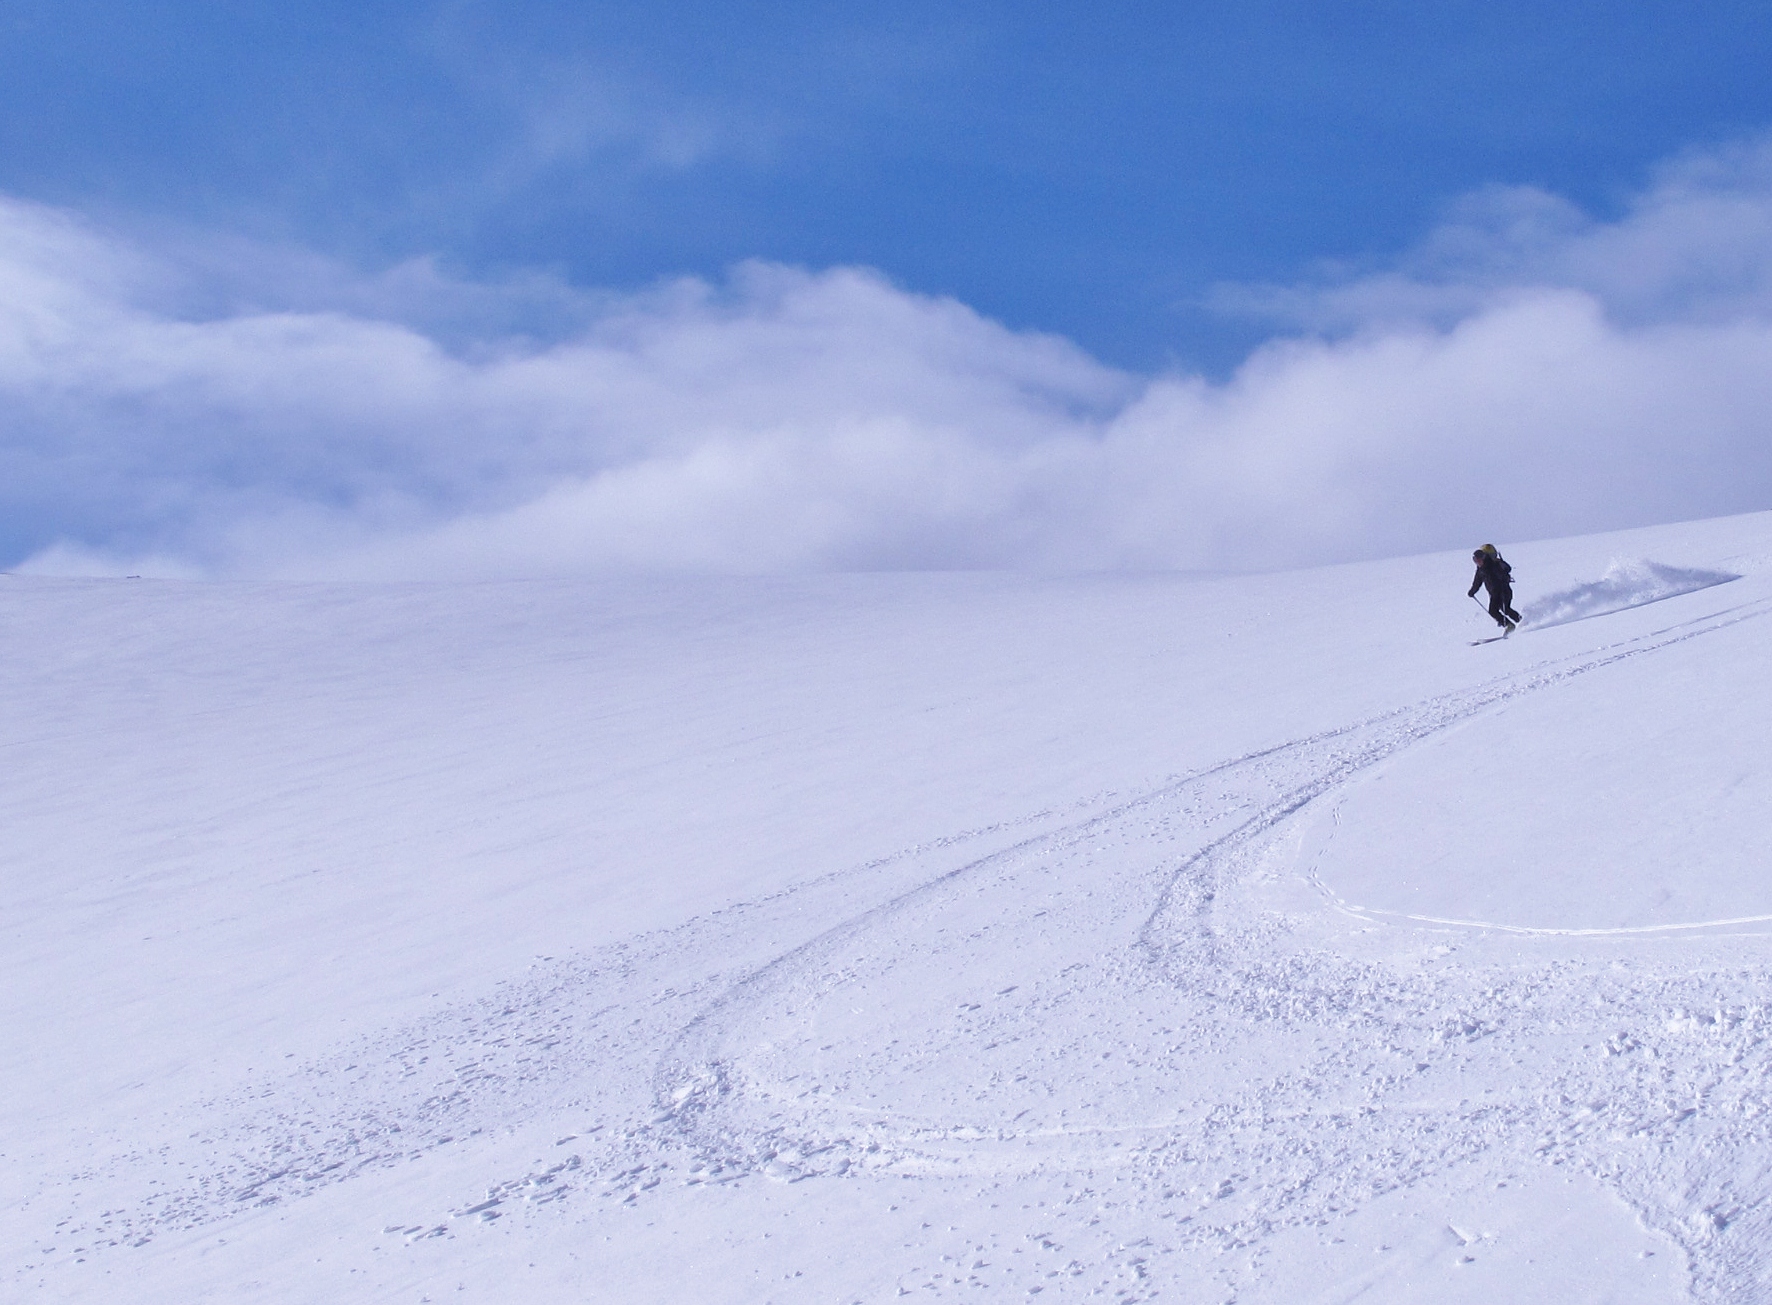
[8,511,1772,1303]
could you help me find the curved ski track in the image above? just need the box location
[29,596,1772,1301]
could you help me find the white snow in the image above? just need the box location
[1308,617,1772,933]
[7,510,1772,1302]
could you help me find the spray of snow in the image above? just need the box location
[1523,556,1738,628]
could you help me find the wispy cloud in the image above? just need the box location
[1210,137,1772,332]
[7,137,1772,579]
[418,4,787,201]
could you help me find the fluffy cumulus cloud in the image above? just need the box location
[7,139,1772,579]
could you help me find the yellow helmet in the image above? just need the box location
[1480,543,1498,557]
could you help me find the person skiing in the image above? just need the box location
[1468,543,1521,632]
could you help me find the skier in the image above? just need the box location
[1468,543,1521,632]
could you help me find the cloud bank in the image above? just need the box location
[7,139,1772,579]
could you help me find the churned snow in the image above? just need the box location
[7,511,1772,1302]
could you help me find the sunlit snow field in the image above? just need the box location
[7,511,1772,1303]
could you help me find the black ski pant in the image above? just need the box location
[1487,585,1521,626]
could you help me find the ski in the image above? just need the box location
[1470,624,1521,645]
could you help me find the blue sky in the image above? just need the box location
[8,2,1772,370]
[7,3,1772,577]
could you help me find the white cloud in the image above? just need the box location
[7,139,1772,580]
[1211,137,1772,332]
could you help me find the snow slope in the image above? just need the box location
[6,511,1772,1303]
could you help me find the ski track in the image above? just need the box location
[24,595,1772,1300]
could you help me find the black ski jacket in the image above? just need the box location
[1468,554,1513,598]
